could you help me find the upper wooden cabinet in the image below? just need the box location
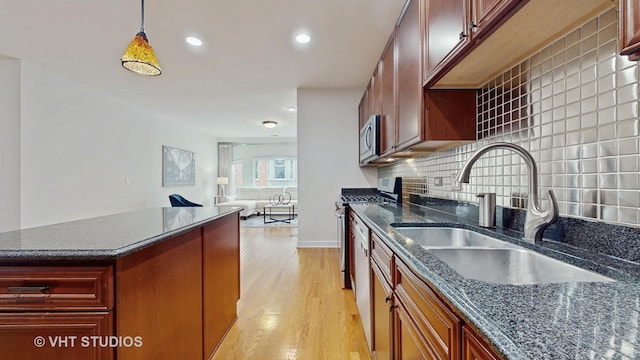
[423,0,471,85]
[358,87,369,129]
[371,65,383,117]
[395,0,424,152]
[470,0,520,38]
[380,35,396,156]
[620,0,640,60]
[434,0,612,87]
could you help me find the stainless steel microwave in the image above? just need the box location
[359,114,380,164]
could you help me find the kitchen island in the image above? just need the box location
[0,206,241,360]
[351,202,640,360]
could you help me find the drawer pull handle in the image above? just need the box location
[7,286,50,294]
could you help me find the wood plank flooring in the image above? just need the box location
[210,227,372,360]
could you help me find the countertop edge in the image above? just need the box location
[0,207,242,261]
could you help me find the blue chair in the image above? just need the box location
[169,194,203,207]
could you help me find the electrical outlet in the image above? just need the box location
[434,177,443,186]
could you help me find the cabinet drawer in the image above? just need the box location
[395,260,461,360]
[0,312,113,359]
[371,232,394,285]
[0,266,113,310]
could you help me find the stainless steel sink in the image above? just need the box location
[392,226,615,285]
[427,248,615,285]
[393,227,520,249]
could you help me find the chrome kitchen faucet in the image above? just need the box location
[455,142,558,243]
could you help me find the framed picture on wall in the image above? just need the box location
[162,145,196,187]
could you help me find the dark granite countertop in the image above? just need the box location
[0,207,241,261]
[350,202,640,360]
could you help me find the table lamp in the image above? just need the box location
[217,177,228,196]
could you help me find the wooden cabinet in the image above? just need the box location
[380,35,396,156]
[0,312,113,360]
[372,260,394,360]
[620,0,640,60]
[423,0,471,85]
[202,214,240,357]
[116,229,204,360]
[364,228,506,360]
[395,299,433,359]
[371,64,383,117]
[470,0,521,39]
[359,87,370,129]
[0,266,114,359]
[394,260,461,360]
[463,326,501,360]
[395,0,424,151]
[371,233,395,360]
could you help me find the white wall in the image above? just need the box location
[297,88,377,248]
[0,58,21,232]
[17,61,217,228]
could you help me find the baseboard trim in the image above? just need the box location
[296,240,338,248]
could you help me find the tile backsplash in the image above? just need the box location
[380,8,640,227]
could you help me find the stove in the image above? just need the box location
[334,177,402,289]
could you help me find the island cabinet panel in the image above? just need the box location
[395,0,424,151]
[202,213,240,356]
[463,326,502,360]
[115,228,204,360]
[395,298,434,359]
[620,0,640,60]
[0,312,113,360]
[394,260,461,360]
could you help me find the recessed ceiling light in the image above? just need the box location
[263,121,278,128]
[186,36,203,46]
[288,106,296,112]
[295,33,311,44]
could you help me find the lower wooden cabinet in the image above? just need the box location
[395,299,434,359]
[0,312,113,360]
[463,326,501,360]
[372,261,394,360]
[395,260,461,360]
[368,229,504,360]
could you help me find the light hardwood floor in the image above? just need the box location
[210,227,372,360]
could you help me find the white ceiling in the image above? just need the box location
[0,0,406,138]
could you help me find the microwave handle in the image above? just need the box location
[365,126,371,149]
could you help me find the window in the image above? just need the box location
[253,158,297,187]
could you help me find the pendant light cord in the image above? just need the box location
[140,0,145,32]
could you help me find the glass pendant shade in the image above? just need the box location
[121,31,161,76]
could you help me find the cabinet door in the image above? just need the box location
[463,327,501,360]
[371,65,383,116]
[471,0,520,38]
[620,0,640,59]
[380,35,396,156]
[358,92,368,129]
[395,0,423,151]
[371,261,393,360]
[395,299,434,359]
[424,0,470,84]
[0,312,113,360]
[395,260,461,360]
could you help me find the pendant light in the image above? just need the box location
[121,0,162,76]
